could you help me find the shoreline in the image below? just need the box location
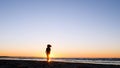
[0,60,120,68]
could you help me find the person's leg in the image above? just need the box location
[47,53,50,62]
[47,54,48,61]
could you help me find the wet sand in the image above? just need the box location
[0,60,120,68]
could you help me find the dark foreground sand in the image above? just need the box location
[0,60,120,68]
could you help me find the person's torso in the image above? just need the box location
[46,47,51,52]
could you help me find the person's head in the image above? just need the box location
[47,44,51,48]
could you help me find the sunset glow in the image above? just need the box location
[0,0,120,58]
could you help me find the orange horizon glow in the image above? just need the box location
[0,51,120,58]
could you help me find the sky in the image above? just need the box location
[0,0,120,58]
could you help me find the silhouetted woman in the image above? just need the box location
[46,44,52,62]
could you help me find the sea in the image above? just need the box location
[0,57,120,65]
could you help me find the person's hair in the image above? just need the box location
[47,44,51,47]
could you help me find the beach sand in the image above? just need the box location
[0,60,120,68]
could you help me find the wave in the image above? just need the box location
[0,57,120,65]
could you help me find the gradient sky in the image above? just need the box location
[0,0,120,58]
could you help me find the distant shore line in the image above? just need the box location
[0,56,120,59]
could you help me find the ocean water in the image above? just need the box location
[0,57,120,65]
